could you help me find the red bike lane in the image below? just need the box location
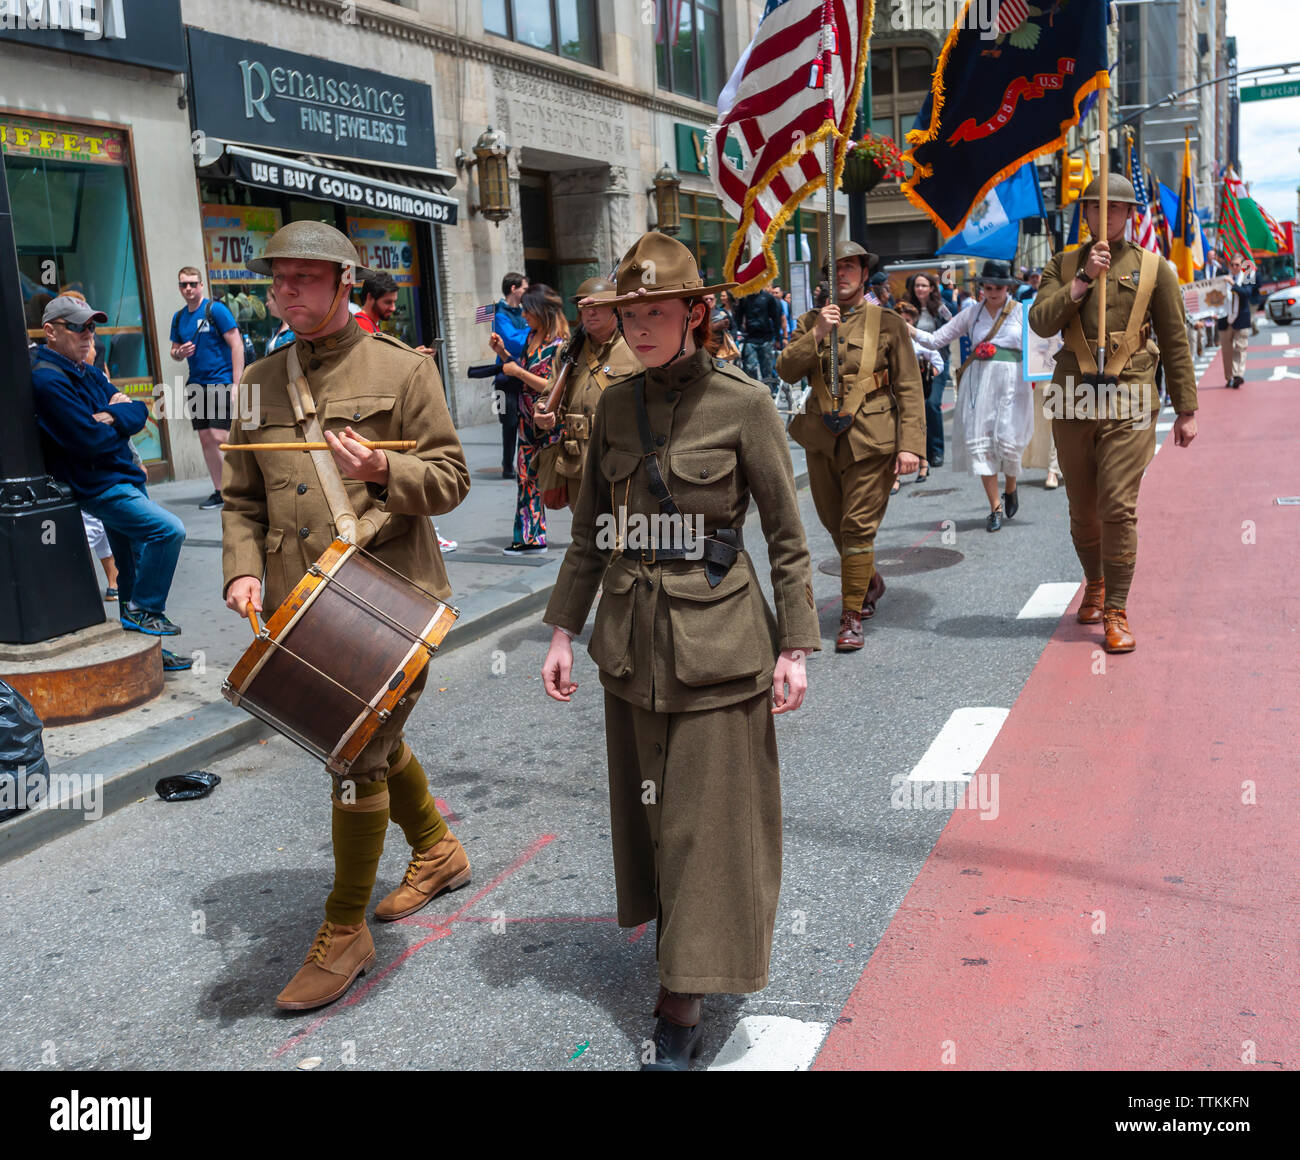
[816,336,1300,1070]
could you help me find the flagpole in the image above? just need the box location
[821,3,842,425]
[1096,83,1110,374]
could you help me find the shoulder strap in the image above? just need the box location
[632,376,681,518]
[954,300,1014,385]
[835,306,885,418]
[284,345,360,543]
[1105,247,1160,376]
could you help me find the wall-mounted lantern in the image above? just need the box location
[652,163,681,235]
[456,126,512,225]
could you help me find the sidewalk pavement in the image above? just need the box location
[1,413,807,865]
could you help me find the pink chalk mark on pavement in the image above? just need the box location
[272,832,557,1059]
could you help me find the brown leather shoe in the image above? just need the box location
[835,610,864,652]
[275,920,375,1011]
[860,569,886,618]
[1077,579,1105,624]
[374,831,471,922]
[1102,609,1136,653]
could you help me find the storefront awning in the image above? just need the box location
[221,145,459,226]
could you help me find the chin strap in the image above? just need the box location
[300,263,354,337]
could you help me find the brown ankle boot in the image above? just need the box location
[1077,579,1105,624]
[860,569,886,618]
[1102,609,1136,653]
[374,832,471,922]
[835,609,864,652]
[275,920,375,1011]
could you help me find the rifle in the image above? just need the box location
[535,324,587,422]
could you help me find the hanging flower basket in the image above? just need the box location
[840,133,906,194]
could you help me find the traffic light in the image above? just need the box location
[1059,151,1087,207]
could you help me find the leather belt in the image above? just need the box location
[622,526,744,568]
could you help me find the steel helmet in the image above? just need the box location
[247,220,377,278]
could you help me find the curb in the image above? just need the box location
[0,700,271,869]
[0,463,810,867]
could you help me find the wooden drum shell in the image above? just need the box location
[224,539,456,772]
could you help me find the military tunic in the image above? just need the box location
[222,318,471,779]
[536,330,641,511]
[544,348,820,993]
[777,301,926,604]
[1030,239,1197,608]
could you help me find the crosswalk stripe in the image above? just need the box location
[708,1016,830,1071]
[1271,331,1290,346]
[1016,582,1082,620]
[906,707,1010,782]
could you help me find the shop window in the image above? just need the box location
[3,115,163,467]
[484,0,600,68]
[656,0,725,104]
[869,43,935,184]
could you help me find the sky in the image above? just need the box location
[1228,0,1300,222]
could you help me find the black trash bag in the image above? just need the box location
[155,770,221,802]
[0,680,50,823]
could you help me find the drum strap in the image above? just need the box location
[285,346,360,543]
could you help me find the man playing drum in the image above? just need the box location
[222,222,472,1011]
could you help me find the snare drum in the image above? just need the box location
[223,538,458,773]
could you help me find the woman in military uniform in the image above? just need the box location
[540,232,821,1070]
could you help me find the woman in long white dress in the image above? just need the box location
[908,261,1033,532]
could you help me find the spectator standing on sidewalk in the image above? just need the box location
[170,267,244,510]
[493,272,529,480]
[906,273,952,470]
[490,283,567,554]
[354,273,398,335]
[1221,254,1255,390]
[32,295,186,640]
[736,285,785,396]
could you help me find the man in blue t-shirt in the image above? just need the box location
[33,296,188,643]
[491,270,529,479]
[169,266,245,509]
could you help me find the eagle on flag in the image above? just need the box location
[707,0,875,294]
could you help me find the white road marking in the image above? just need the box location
[1271,331,1290,346]
[1016,581,1082,620]
[1269,366,1300,381]
[907,707,1010,782]
[708,1016,830,1071]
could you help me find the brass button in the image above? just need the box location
[655,434,666,447]
[699,468,710,478]
[653,742,663,755]
[299,527,310,539]
[353,410,362,420]
[297,483,308,495]
[309,358,321,371]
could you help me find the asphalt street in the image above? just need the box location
[0,364,1216,1070]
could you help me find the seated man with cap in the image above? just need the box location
[31,295,188,642]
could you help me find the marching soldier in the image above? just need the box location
[533,277,642,509]
[222,222,473,1010]
[776,240,926,652]
[1029,173,1198,652]
[540,232,820,1070]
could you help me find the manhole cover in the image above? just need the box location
[909,487,959,498]
[818,546,964,577]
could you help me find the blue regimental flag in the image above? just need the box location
[935,160,1046,261]
[903,0,1111,235]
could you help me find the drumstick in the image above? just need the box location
[245,606,261,637]
[218,440,418,452]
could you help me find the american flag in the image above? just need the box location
[656,0,685,47]
[475,303,495,324]
[997,0,1031,34]
[707,0,873,294]
[1126,140,1160,253]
